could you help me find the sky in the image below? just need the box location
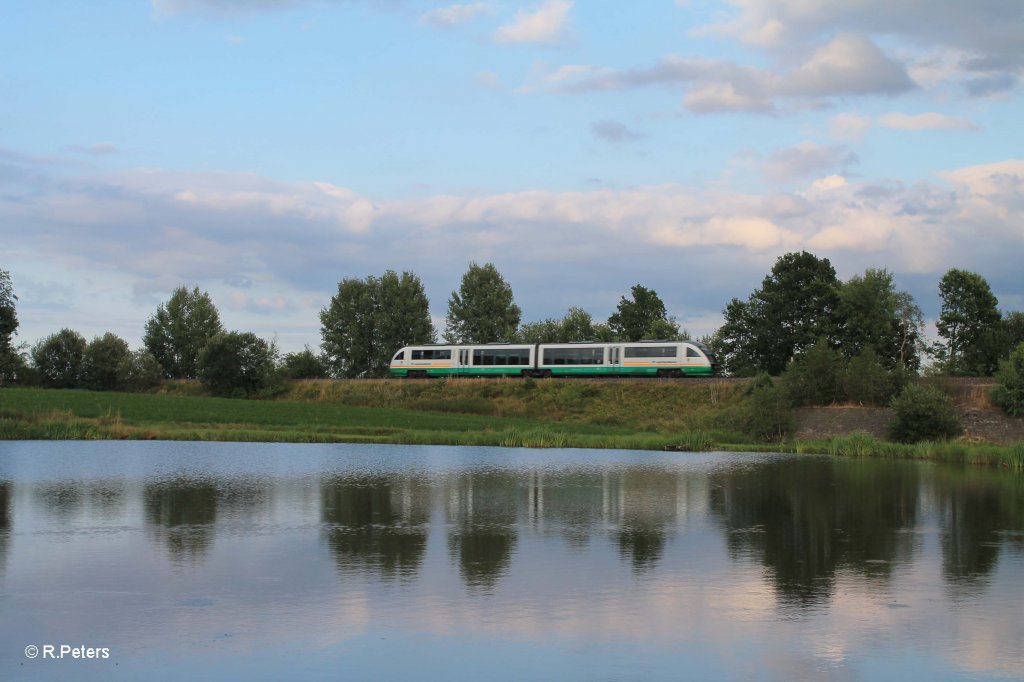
[2,0,1022,353]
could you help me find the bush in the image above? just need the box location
[197,331,276,398]
[844,347,910,406]
[81,333,131,391]
[280,346,330,380]
[31,329,87,388]
[743,373,794,442]
[889,384,963,443]
[117,350,164,392]
[780,339,845,406]
[991,342,1024,416]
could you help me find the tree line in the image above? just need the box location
[1,254,1022,402]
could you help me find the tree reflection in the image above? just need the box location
[0,481,10,572]
[446,471,519,592]
[606,469,680,572]
[144,478,218,564]
[320,475,428,580]
[931,469,1024,597]
[710,459,919,609]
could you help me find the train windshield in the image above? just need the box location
[692,342,718,365]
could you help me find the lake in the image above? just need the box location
[1,441,1022,681]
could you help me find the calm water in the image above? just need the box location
[1,442,1023,681]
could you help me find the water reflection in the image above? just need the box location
[320,475,429,579]
[709,459,921,608]
[0,480,9,572]
[4,443,1024,681]
[446,471,519,591]
[144,479,218,563]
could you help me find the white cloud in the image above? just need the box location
[421,3,488,28]
[761,142,856,182]
[779,33,914,97]
[494,0,572,45]
[878,112,977,131]
[5,157,1023,350]
[829,113,872,141]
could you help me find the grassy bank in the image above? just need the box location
[1,381,1022,468]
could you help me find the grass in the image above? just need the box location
[2,382,1022,468]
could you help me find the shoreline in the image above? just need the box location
[2,383,1022,469]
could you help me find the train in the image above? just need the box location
[389,340,718,378]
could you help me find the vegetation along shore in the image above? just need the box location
[2,376,1022,469]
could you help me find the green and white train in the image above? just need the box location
[389,341,718,378]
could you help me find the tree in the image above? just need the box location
[837,269,924,370]
[607,285,683,342]
[197,331,276,397]
[321,270,434,378]
[117,350,163,392]
[889,384,962,443]
[780,339,845,407]
[280,346,330,380]
[517,307,615,344]
[718,252,841,375]
[937,269,1002,375]
[31,329,87,388]
[444,262,521,343]
[991,342,1024,417]
[0,269,20,383]
[143,286,223,379]
[81,333,131,391]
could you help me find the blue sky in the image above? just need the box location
[2,0,1022,352]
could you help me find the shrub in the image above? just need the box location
[117,350,164,392]
[780,339,845,406]
[844,347,908,406]
[197,332,276,398]
[280,346,330,380]
[991,341,1024,416]
[743,373,794,442]
[889,384,963,443]
[81,333,131,391]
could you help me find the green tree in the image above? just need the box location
[844,347,907,406]
[742,373,794,442]
[0,269,20,383]
[197,331,276,397]
[991,342,1024,416]
[143,286,223,379]
[607,285,683,341]
[937,269,1002,375]
[444,262,521,343]
[719,252,841,375]
[780,339,846,407]
[889,384,962,443]
[81,332,131,391]
[280,346,330,380]
[31,328,87,388]
[517,307,614,344]
[118,350,163,392]
[321,270,434,378]
[837,269,924,369]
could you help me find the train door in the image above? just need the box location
[457,348,470,375]
[609,346,621,375]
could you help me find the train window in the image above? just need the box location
[472,348,529,366]
[393,351,405,361]
[411,349,450,360]
[686,347,701,358]
[625,346,676,358]
[543,347,604,365]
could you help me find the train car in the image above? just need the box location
[389,344,536,378]
[535,341,716,377]
[390,341,717,378]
